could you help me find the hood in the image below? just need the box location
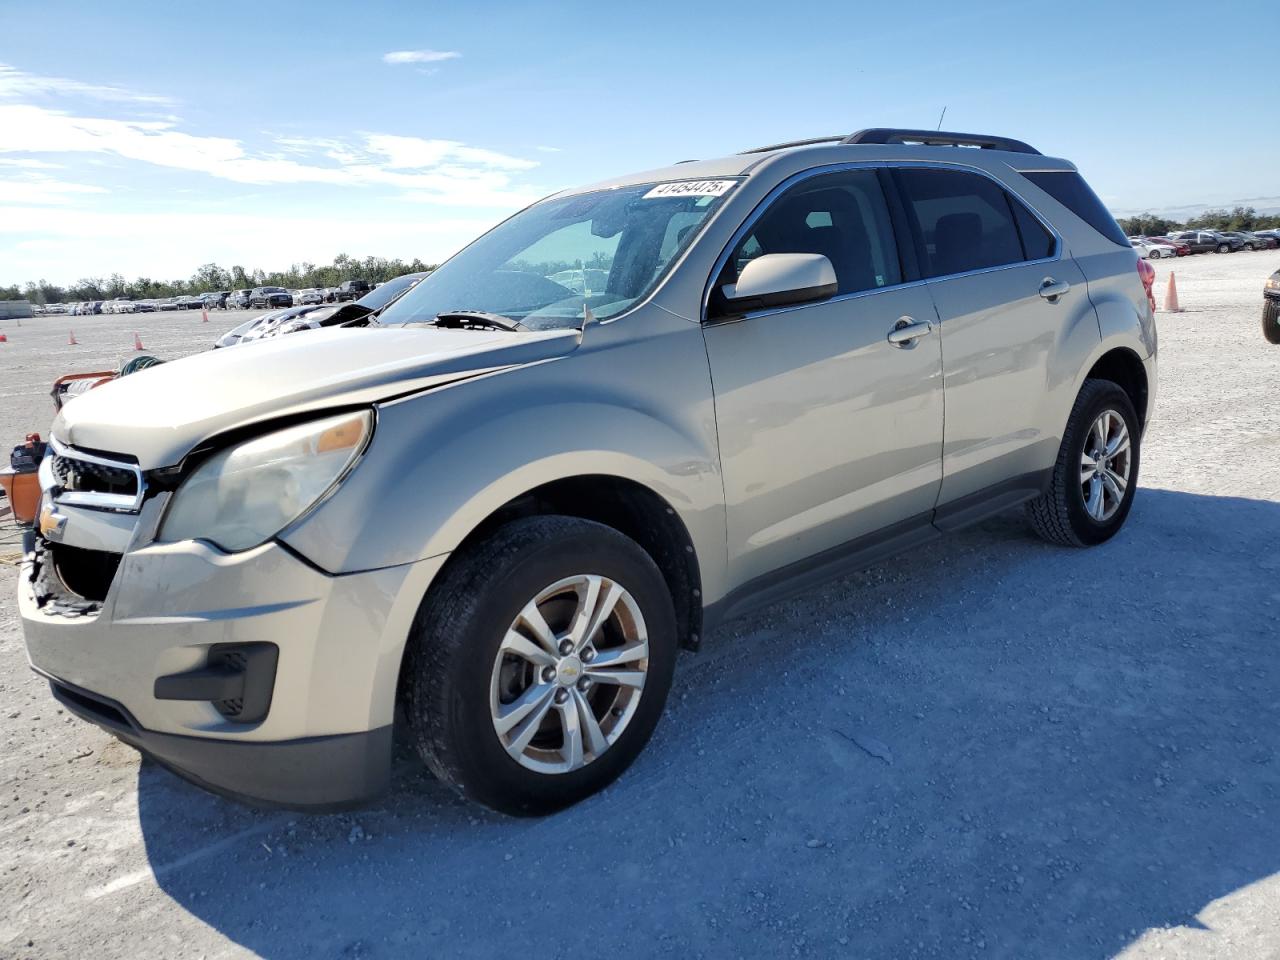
[54,325,580,468]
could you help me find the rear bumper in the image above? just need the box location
[46,673,391,809]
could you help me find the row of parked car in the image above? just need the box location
[32,279,378,316]
[1128,229,1280,259]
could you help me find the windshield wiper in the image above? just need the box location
[430,310,527,332]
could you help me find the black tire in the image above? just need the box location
[1263,300,1280,345]
[1217,243,1230,253]
[1147,250,1160,260]
[1026,379,1141,547]
[402,515,677,815]
[1244,243,1255,251]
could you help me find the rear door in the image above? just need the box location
[891,165,1094,517]
[703,166,943,588]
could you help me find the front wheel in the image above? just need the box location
[1026,379,1141,547]
[403,515,677,815]
[1263,300,1280,344]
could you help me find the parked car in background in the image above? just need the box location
[1264,268,1280,344]
[134,300,156,313]
[104,299,136,314]
[1220,230,1277,251]
[294,288,324,305]
[1129,237,1177,259]
[1167,230,1220,254]
[202,291,230,309]
[333,279,371,302]
[45,303,68,315]
[226,289,252,309]
[249,286,293,309]
[1148,236,1190,256]
[1253,229,1280,247]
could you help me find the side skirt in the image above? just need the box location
[702,469,1051,634]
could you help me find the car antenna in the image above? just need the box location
[936,106,947,130]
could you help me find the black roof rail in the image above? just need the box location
[842,128,1041,155]
[739,135,846,154]
[741,128,1041,156]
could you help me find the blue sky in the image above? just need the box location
[1,0,1275,285]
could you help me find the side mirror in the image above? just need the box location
[713,253,837,318]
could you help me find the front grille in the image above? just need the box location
[50,452,138,498]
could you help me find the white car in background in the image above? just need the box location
[1129,237,1176,260]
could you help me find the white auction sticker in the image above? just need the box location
[642,180,737,199]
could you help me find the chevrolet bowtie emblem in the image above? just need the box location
[39,505,68,541]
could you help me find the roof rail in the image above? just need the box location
[741,128,1041,156]
[842,128,1041,155]
[739,135,846,154]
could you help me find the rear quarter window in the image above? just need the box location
[1021,171,1129,247]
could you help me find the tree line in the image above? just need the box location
[0,253,438,305]
[1117,205,1280,239]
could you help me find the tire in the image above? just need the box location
[1217,243,1230,253]
[1244,243,1255,251]
[1263,300,1280,345]
[1148,250,1160,260]
[1026,379,1141,547]
[403,515,678,815]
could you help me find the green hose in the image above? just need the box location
[118,355,163,377]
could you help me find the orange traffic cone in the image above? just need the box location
[1163,272,1183,313]
[133,332,145,351]
[201,307,209,323]
[68,330,78,345]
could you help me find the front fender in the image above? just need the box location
[281,316,729,602]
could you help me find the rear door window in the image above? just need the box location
[893,168,1027,278]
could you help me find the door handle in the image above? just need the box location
[887,317,933,347]
[1039,277,1071,302]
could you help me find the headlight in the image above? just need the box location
[159,410,372,552]
[1267,278,1280,291]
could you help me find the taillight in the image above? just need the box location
[1136,257,1156,312]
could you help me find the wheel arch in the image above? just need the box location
[1084,346,1149,425]
[447,474,704,651]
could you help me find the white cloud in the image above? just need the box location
[0,157,63,169]
[0,61,175,106]
[0,175,107,205]
[0,104,544,207]
[535,145,562,153]
[382,49,461,65]
[0,206,503,284]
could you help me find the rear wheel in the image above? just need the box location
[1263,300,1280,345]
[1217,243,1230,253]
[1026,379,1140,547]
[1147,250,1160,260]
[403,516,677,815]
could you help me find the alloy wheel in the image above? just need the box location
[489,574,649,774]
[1080,409,1131,522]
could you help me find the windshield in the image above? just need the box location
[378,180,737,331]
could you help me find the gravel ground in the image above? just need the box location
[1,255,1279,960]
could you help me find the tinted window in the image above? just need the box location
[1021,170,1129,247]
[895,168,1025,278]
[729,169,901,296]
[1010,196,1056,260]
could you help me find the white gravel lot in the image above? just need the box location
[1,254,1279,960]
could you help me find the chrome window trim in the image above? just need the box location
[46,436,146,514]
[700,158,1064,325]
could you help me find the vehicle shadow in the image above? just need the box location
[133,487,1280,959]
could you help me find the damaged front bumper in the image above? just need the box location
[19,516,445,810]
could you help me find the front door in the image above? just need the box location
[702,167,944,590]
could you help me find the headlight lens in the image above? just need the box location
[159,411,372,552]
[1266,278,1280,291]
